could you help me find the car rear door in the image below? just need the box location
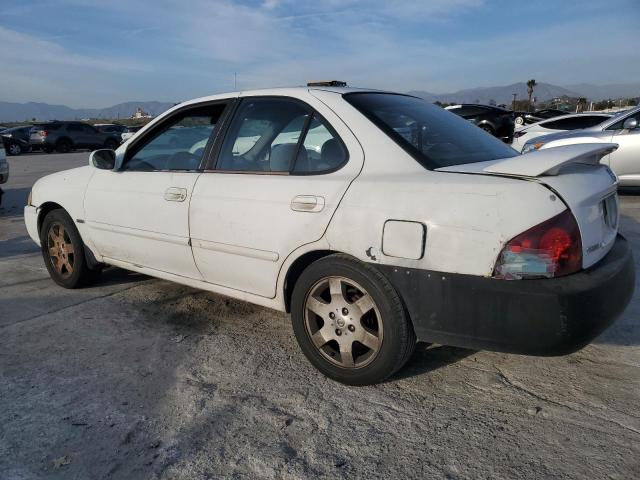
[84,100,232,278]
[188,93,364,298]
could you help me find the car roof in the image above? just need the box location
[177,86,392,107]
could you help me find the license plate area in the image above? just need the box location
[602,194,618,230]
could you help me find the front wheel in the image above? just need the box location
[40,209,100,288]
[291,254,416,385]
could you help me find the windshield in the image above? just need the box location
[344,93,518,169]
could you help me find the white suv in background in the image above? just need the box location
[512,113,612,152]
[24,86,634,385]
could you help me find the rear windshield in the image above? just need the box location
[344,93,518,169]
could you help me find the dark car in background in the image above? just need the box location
[445,104,515,142]
[94,123,128,135]
[515,108,567,126]
[1,125,33,155]
[30,121,121,153]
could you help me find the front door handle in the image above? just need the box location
[291,195,325,212]
[164,187,187,202]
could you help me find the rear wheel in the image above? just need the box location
[7,143,22,155]
[291,254,416,385]
[56,139,72,153]
[480,124,495,135]
[41,209,99,288]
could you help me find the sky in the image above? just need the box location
[1,0,639,108]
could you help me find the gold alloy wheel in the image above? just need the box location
[46,222,75,279]
[304,276,383,369]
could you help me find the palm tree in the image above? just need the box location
[526,79,537,111]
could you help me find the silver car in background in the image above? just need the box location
[512,113,612,152]
[523,106,640,186]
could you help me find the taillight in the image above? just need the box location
[39,130,48,137]
[493,209,582,280]
[513,131,527,138]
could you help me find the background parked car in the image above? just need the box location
[30,121,121,153]
[0,125,33,155]
[522,106,640,186]
[512,113,612,152]
[120,125,144,143]
[445,104,515,142]
[514,108,567,126]
[94,123,128,135]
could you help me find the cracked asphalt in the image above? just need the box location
[1,151,639,479]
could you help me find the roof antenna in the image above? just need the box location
[234,72,237,90]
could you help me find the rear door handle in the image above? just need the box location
[164,187,187,202]
[291,195,325,212]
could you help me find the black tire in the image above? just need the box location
[40,209,99,288]
[479,124,495,135]
[291,254,416,385]
[104,138,119,150]
[56,139,72,153]
[7,143,22,155]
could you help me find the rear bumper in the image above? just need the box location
[377,234,634,355]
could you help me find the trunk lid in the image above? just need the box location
[437,143,620,269]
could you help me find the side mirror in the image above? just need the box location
[89,149,116,170]
[623,117,638,130]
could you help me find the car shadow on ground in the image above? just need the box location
[389,343,476,382]
[0,234,39,258]
[98,267,149,287]
[0,187,31,219]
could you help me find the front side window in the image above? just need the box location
[122,104,227,171]
[217,98,310,172]
[607,111,640,131]
[345,93,518,169]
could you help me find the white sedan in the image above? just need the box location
[24,85,634,385]
[512,113,612,152]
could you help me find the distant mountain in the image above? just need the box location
[2,81,638,122]
[408,82,580,106]
[408,81,640,106]
[0,101,175,123]
[563,82,640,101]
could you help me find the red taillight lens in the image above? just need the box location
[39,130,48,137]
[493,209,582,280]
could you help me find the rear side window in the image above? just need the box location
[345,93,517,169]
[216,98,348,174]
[543,116,607,130]
[293,114,347,174]
[35,123,62,131]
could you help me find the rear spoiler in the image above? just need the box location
[483,143,618,177]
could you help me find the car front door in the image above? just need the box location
[607,111,640,185]
[84,101,231,278]
[188,95,363,298]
